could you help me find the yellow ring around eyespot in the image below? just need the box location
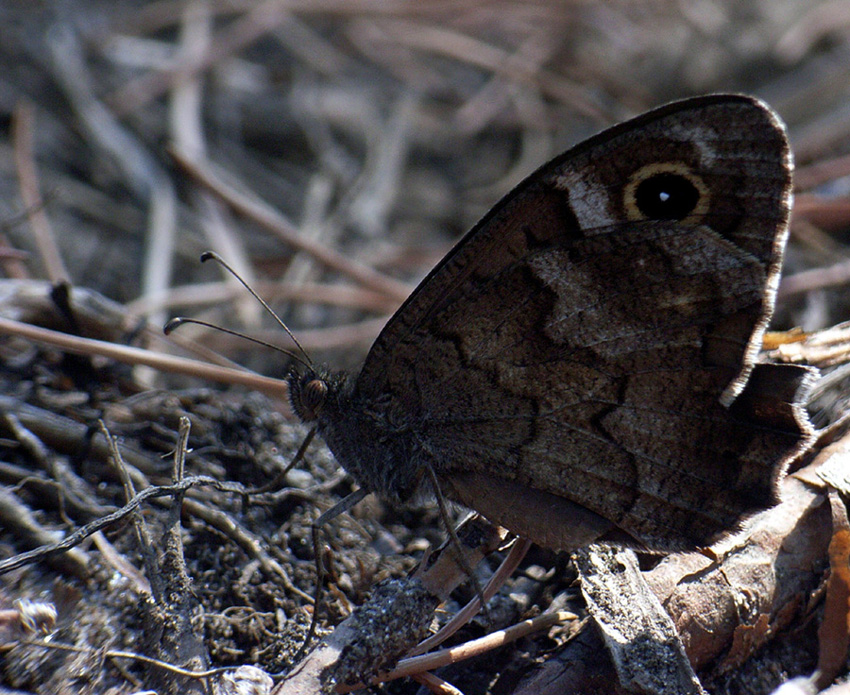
[623,161,710,226]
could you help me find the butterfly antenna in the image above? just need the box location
[164,316,312,372]
[199,250,313,368]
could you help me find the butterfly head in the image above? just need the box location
[287,367,348,424]
[287,365,424,503]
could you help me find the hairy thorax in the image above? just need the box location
[289,367,426,504]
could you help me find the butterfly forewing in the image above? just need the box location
[312,95,814,551]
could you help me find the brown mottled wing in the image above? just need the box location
[354,95,815,550]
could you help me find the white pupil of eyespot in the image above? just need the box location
[659,191,670,202]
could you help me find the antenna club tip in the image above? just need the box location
[163,317,185,335]
[200,251,220,264]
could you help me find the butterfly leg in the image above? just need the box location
[410,535,534,655]
[423,461,496,626]
[296,486,371,660]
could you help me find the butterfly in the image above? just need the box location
[287,94,816,553]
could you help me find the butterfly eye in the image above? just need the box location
[624,162,709,224]
[302,379,328,415]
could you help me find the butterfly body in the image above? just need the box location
[288,95,816,552]
[290,368,427,504]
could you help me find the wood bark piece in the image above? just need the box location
[814,488,850,688]
[574,545,706,695]
[274,517,508,695]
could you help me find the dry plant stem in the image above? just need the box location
[795,105,850,163]
[111,424,309,601]
[102,420,164,599]
[0,232,30,279]
[176,494,311,603]
[0,474,238,575]
[252,316,390,352]
[795,151,850,190]
[0,462,311,608]
[117,0,516,35]
[1,388,301,599]
[350,18,606,119]
[171,3,209,158]
[1,411,111,520]
[46,25,178,330]
[46,26,158,201]
[139,179,178,338]
[772,323,850,368]
[107,0,292,117]
[153,416,210,689]
[16,638,234,680]
[171,3,261,327]
[0,279,128,338]
[0,409,108,548]
[0,395,156,480]
[343,90,418,239]
[91,530,153,596]
[170,417,190,503]
[455,29,556,133]
[125,279,398,318]
[169,147,412,302]
[775,1,850,61]
[338,610,577,692]
[779,258,850,299]
[410,536,533,656]
[411,670,464,695]
[794,195,850,231]
[274,12,351,75]
[282,175,335,289]
[12,101,68,283]
[0,459,111,520]
[0,316,290,401]
[0,484,89,579]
